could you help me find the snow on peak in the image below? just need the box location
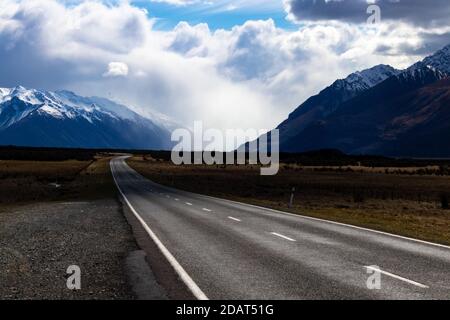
[358,65,400,86]
[334,64,400,92]
[0,86,175,132]
[37,105,64,119]
[0,86,120,121]
[422,43,450,75]
[397,61,446,82]
[0,88,12,102]
[9,86,44,105]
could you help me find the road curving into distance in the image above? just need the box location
[110,156,450,300]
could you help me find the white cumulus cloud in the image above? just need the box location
[103,62,129,77]
[0,0,450,137]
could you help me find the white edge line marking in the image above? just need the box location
[185,202,193,206]
[122,157,450,250]
[110,158,208,300]
[271,232,296,242]
[203,208,212,212]
[228,216,241,222]
[365,266,429,289]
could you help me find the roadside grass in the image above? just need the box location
[128,156,450,246]
[62,156,117,201]
[0,156,116,208]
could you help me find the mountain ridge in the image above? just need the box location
[269,43,450,157]
[0,86,173,150]
[277,64,400,146]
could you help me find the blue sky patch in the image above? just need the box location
[132,0,294,30]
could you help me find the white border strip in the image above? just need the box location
[110,158,209,300]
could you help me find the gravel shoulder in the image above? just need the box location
[0,199,138,299]
[0,156,170,300]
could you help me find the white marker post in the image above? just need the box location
[289,187,295,208]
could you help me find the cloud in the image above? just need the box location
[169,21,211,55]
[0,0,281,132]
[149,0,200,6]
[103,62,129,77]
[150,0,281,12]
[284,0,450,27]
[1,0,450,140]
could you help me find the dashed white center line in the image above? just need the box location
[185,202,193,206]
[271,232,296,242]
[365,266,429,288]
[228,216,241,222]
[174,198,179,201]
[202,208,212,212]
[166,195,170,198]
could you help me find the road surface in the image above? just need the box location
[110,156,450,300]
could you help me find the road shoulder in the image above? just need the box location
[0,199,137,299]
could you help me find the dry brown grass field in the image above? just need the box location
[128,155,450,246]
[0,156,116,206]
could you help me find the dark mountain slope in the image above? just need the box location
[283,71,450,157]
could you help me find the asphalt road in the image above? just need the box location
[110,156,450,300]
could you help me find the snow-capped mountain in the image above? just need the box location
[260,43,450,157]
[422,44,450,75]
[382,44,450,88]
[0,86,173,149]
[334,64,400,92]
[274,64,400,146]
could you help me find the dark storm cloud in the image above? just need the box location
[0,29,103,90]
[285,0,450,26]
